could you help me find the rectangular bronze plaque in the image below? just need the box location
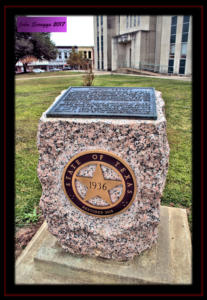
[46,87,157,120]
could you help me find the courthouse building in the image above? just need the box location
[93,15,192,75]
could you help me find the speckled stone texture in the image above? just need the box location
[37,89,170,261]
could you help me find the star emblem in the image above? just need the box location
[75,163,122,205]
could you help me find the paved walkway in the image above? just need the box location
[112,72,192,81]
[15,70,191,81]
[16,74,84,80]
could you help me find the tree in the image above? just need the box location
[15,23,58,72]
[67,47,90,70]
[19,55,38,73]
[30,33,58,61]
[15,38,34,65]
[67,47,82,70]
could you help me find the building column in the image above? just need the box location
[111,37,118,71]
[159,16,171,74]
[185,17,192,76]
[134,32,141,69]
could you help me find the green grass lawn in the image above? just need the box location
[15,74,192,228]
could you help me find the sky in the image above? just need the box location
[50,16,94,46]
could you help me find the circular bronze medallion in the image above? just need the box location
[62,150,137,217]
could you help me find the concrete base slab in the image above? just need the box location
[15,206,192,284]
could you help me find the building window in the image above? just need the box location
[101,15,103,25]
[97,36,100,70]
[130,15,132,27]
[169,44,175,59]
[58,52,62,59]
[134,15,136,27]
[84,51,87,59]
[182,23,189,34]
[97,37,99,50]
[180,43,187,58]
[183,15,190,23]
[64,52,67,59]
[170,34,176,44]
[179,59,186,74]
[170,16,177,40]
[126,15,129,28]
[171,15,177,25]
[137,16,140,26]
[171,25,177,35]
[179,16,190,74]
[168,59,174,73]
[182,33,188,42]
[88,51,91,59]
[181,15,190,43]
[168,16,177,74]
[96,16,99,70]
[101,35,104,70]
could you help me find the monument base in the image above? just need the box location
[15,206,192,285]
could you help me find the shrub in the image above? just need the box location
[82,68,95,86]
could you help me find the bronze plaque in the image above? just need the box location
[62,150,137,217]
[46,87,157,120]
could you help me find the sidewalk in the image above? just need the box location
[93,70,191,81]
[15,70,192,81]
[113,72,192,81]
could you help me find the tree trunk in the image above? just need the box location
[23,63,27,73]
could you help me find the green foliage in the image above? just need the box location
[67,47,90,70]
[31,33,57,61]
[15,39,34,63]
[66,47,82,69]
[15,74,192,227]
[15,19,57,65]
[23,208,41,224]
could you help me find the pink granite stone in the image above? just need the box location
[37,90,170,261]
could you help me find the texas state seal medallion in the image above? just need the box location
[62,150,137,217]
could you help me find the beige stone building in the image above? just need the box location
[78,46,94,69]
[94,15,192,75]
